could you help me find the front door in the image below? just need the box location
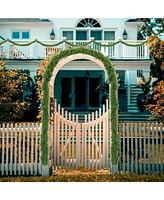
[60,76,100,111]
[75,77,100,110]
[61,77,73,109]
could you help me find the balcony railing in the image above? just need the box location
[0,39,150,60]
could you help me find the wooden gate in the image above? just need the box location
[50,100,110,170]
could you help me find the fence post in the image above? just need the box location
[42,160,52,176]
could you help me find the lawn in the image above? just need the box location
[0,169,164,182]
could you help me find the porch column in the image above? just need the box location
[34,37,38,58]
[126,70,131,106]
[117,37,122,58]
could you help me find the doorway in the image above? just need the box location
[75,77,86,109]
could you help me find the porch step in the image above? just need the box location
[126,86,143,112]
[69,111,156,123]
[119,112,156,122]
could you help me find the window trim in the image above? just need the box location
[11,30,30,40]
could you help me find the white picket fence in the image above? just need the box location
[0,123,41,176]
[50,100,110,170]
[119,123,164,174]
[0,121,164,176]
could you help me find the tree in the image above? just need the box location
[138,18,164,121]
[146,80,164,123]
[0,56,29,121]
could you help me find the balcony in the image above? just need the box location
[0,39,150,60]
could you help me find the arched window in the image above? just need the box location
[76,18,102,40]
[76,18,101,28]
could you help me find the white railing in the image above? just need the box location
[119,123,164,174]
[0,39,150,60]
[0,123,41,176]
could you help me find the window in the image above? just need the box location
[62,31,73,40]
[12,32,20,39]
[77,18,101,28]
[104,31,115,40]
[22,31,30,39]
[12,30,30,39]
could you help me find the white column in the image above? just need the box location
[62,37,67,50]
[6,37,10,58]
[89,37,94,49]
[34,37,38,58]
[126,70,130,106]
[117,37,122,58]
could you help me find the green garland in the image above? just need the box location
[41,46,118,166]
[0,38,148,47]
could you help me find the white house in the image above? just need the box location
[0,18,152,116]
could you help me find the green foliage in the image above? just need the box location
[0,57,29,121]
[0,38,147,47]
[41,46,118,166]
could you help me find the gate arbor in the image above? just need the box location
[41,47,118,175]
[49,100,109,170]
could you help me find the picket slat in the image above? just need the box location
[2,124,5,176]
[156,123,158,173]
[84,115,87,170]
[10,124,13,175]
[95,111,98,170]
[34,123,38,175]
[127,124,129,172]
[123,123,125,172]
[139,123,142,174]
[152,123,154,173]
[68,113,71,170]
[148,123,150,174]
[99,108,102,169]
[160,123,163,174]
[27,123,30,175]
[14,124,18,175]
[135,123,138,174]
[65,110,68,168]
[130,123,134,173]
[143,123,146,174]
[88,114,91,170]
[92,112,94,170]
[22,124,25,175]
[61,108,64,168]
[18,124,21,175]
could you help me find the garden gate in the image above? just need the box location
[49,100,110,170]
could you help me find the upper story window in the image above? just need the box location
[62,31,74,40]
[12,30,30,40]
[76,18,101,28]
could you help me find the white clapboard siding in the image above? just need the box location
[119,122,164,174]
[0,123,41,176]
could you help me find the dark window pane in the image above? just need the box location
[89,78,99,107]
[22,31,30,39]
[63,31,73,40]
[104,31,115,40]
[76,31,87,40]
[61,78,72,107]
[12,32,20,39]
[91,31,102,40]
